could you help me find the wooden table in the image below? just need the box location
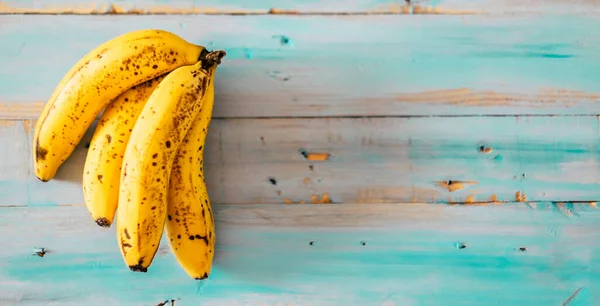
[1,1,599,305]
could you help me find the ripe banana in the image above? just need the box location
[33,29,208,182]
[116,50,226,272]
[165,66,216,280]
[82,74,167,228]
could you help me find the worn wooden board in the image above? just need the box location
[1,15,600,118]
[0,203,598,305]
[2,115,599,206]
[1,3,599,306]
[2,0,600,14]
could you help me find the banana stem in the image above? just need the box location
[199,50,226,69]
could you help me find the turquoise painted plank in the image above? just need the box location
[1,116,599,206]
[1,204,599,305]
[0,121,29,205]
[1,0,599,14]
[1,15,600,118]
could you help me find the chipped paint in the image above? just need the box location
[370,3,479,14]
[436,180,478,193]
[281,193,331,204]
[22,120,32,135]
[267,8,300,15]
[479,146,493,154]
[302,152,331,161]
[311,193,331,204]
[515,191,527,202]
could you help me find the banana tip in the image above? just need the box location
[194,272,209,280]
[129,265,148,273]
[95,217,112,228]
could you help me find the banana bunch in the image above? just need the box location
[32,29,226,279]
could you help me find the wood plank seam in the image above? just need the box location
[3,112,600,121]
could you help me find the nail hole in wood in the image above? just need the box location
[360,241,367,246]
[32,247,47,257]
[268,177,277,185]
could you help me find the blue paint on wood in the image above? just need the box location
[3,223,598,305]
[3,0,600,15]
[1,116,599,206]
[1,15,600,117]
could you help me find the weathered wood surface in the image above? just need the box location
[1,204,598,305]
[2,0,600,14]
[2,115,599,206]
[1,15,600,118]
[1,2,600,305]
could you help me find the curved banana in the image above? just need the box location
[116,50,226,273]
[165,67,216,280]
[82,74,167,228]
[33,29,208,182]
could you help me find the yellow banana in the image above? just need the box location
[116,50,226,273]
[82,74,167,228]
[165,66,216,280]
[33,29,208,182]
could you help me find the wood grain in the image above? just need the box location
[2,0,600,14]
[0,204,598,305]
[2,116,599,206]
[1,5,599,305]
[1,15,600,118]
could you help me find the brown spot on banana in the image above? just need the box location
[195,234,208,244]
[35,139,48,162]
